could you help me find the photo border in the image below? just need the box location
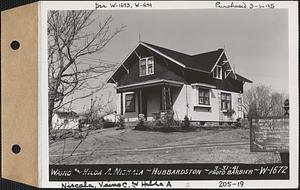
[39,1,299,188]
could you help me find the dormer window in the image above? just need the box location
[139,57,154,76]
[213,65,222,79]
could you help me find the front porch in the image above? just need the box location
[117,79,183,121]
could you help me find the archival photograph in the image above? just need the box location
[48,8,289,166]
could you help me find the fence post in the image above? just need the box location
[280,99,289,164]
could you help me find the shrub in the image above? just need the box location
[160,110,180,127]
[50,129,86,142]
[154,119,163,126]
[88,123,103,130]
[103,121,116,128]
[117,115,125,129]
[234,118,242,128]
[183,115,190,128]
[221,122,230,127]
[200,121,206,126]
[164,110,175,127]
[134,111,187,132]
[135,115,147,130]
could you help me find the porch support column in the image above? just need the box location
[120,92,123,115]
[138,89,142,114]
[162,85,166,111]
[185,84,189,117]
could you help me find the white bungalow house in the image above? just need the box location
[52,111,80,129]
[107,42,252,123]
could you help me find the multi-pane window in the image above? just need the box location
[139,57,154,76]
[198,88,210,105]
[147,58,154,74]
[221,92,232,110]
[125,93,135,112]
[139,59,146,76]
[213,65,222,79]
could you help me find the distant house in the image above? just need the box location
[107,41,252,123]
[52,111,79,129]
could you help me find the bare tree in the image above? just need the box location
[83,94,114,124]
[242,84,288,117]
[269,92,288,116]
[48,10,124,130]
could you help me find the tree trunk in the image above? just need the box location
[48,99,54,133]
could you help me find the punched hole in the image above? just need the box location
[10,40,20,50]
[12,144,21,154]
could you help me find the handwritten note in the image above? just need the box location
[250,118,289,152]
[95,2,153,9]
[61,181,172,188]
[215,2,275,9]
[58,164,289,188]
[94,2,276,10]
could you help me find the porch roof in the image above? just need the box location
[191,83,216,89]
[116,79,184,92]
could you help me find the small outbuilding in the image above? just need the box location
[52,111,79,130]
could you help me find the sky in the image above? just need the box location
[61,9,289,113]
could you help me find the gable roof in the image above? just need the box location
[55,111,79,119]
[108,41,251,83]
[233,73,253,83]
[142,42,223,72]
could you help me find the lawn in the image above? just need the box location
[49,126,281,164]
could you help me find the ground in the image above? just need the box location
[49,126,281,164]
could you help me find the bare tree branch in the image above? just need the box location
[243,84,288,117]
[48,10,124,130]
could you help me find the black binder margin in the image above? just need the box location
[1,0,38,11]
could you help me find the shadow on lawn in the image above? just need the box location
[134,125,198,133]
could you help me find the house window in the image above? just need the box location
[140,59,146,76]
[198,88,210,105]
[221,92,232,110]
[125,93,135,112]
[139,57,154,76]
[213,65,222,79]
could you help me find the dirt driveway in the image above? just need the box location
[49,127,281,164]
